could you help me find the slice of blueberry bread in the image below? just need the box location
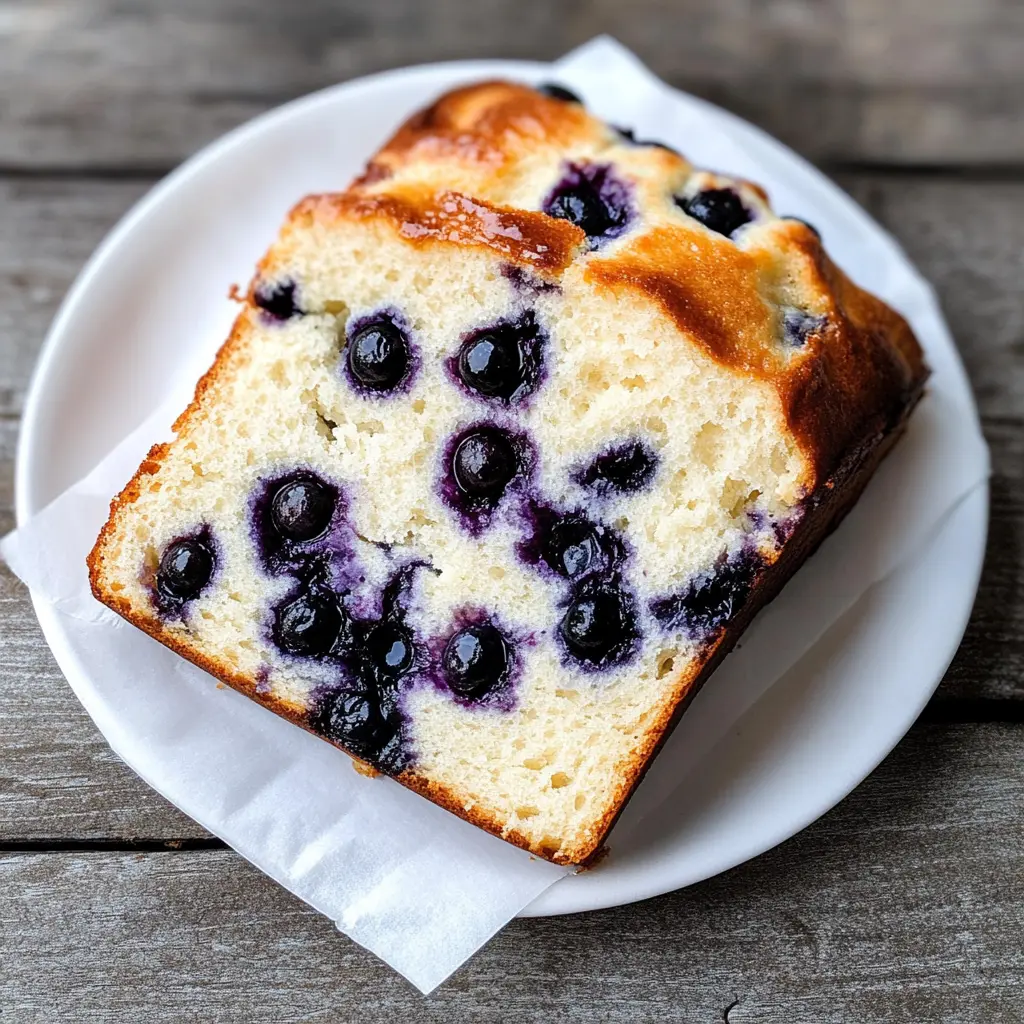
[88,81,927,865]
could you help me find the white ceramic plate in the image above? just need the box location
[16,58,987,917]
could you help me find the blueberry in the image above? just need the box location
[319,689,401,764]
[782,308,827,348]
[678,188,752,238]
[544,163,633,247]
[270,475,334,542]
[543,515,603,579]
[254,280,300,320]
[651,552,762,641]
[347,319,410,392]
[559,578,638,668]
[536,82,582,104]
[546,183,613,239]
[364,622,415,678]
[452,428,519,502]
[156,538,215,601]
[442,624,510,699]
[457,331,527,400]
[273,590,348,657]
[576,440,658,496]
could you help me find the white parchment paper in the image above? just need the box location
[1,38,990,992]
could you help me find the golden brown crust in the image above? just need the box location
[289,189,584,275]
[587,221,924,491]
[370,80,596,178]
[88,79,930,867]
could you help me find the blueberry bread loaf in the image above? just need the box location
[88,81,927,865]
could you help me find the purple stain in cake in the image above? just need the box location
[255,665,272,695]
[516,503,624,582]
[557,573,641,671]
[439,422,535,534]
[501,263,560,296]
[448,310,548,405]
[782,308,828,348]
[650,548,765,643]
[542,162,635,248]
[149,524,219,618]
[343,307,419,397]
[254,278,302,321]
[676,188,753,239]
[573,439,659,497]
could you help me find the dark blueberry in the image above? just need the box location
[156,538,215,601]
[364,622,415,678]
[347,319,410,392]
[457,331,526,400]
[543,163,633,246]
[270,475,334,542]
[536,82,582,104]
[678,188,752,238]
[559,577,638,668]
[543,516,603,579]
[546,183,611,238]
[319,689,402,764]
[452,428,519,502]
[442,624,510,699]
[273,590,347,657]
[450,311,546,405]
[651,552,762,641]
[575,439,658,496]
[782,308,827,348]
[254,280,300,320]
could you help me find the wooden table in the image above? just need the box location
[2,3,1023,1020]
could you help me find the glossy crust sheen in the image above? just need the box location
[88,81,928,866]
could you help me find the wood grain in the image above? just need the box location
[1,0,1023,170]
[1,723,1022,1021]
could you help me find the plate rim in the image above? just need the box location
[14,56,989,918]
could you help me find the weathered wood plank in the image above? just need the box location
[0,178,151,419]
[1,0,1023,169]
[1,722,1021,1021]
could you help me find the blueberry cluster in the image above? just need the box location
[522,506,639,670]
[650,549,764,643]
[249,469,424,772]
